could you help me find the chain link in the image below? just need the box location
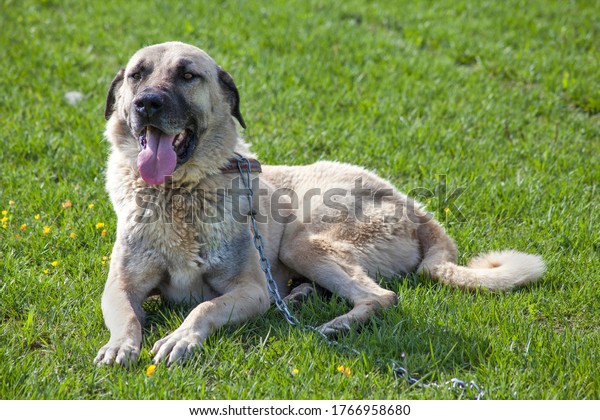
[234,154,484,400]
[393,363,484,399]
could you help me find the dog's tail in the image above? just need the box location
[416,218,545,291]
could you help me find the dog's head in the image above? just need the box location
[104,42,245,185]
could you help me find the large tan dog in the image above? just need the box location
[94,42,545,366]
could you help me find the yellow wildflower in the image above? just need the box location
[88,203,94,209]
[43,269,49,274]
[1,217,8,224]
[1,210,7,216]
[51,261,58,267]
[20,224,27,231]
[9,200,15,206]
[292,368,299,375]
[70,232,76,239]
[146,364,157,376]
[43,226,51,235]
[34,214,40,220]
[337,365,351,376]
[101,229,107,237]
[96,222,105,230]
[62,200,72,208]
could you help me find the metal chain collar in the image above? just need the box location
[234,154,485,400]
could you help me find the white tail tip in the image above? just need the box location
[467,250,546,290]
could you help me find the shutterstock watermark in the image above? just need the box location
[133,175,465,225]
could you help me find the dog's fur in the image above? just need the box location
[94,42,545,366]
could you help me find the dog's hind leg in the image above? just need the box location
[284,282,317,305]
[279,235,397,335]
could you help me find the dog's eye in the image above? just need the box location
[130,72,142,81]
[183,72,195,80]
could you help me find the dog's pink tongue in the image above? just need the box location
[137,127,177,185]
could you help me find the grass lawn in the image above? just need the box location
[1,0,598,400]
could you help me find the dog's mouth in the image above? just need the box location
[137,126,196,185]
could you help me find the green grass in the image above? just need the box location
[1,0,598,400]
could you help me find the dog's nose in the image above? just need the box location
[134,92,164,118]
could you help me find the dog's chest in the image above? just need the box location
[159,234,248,303]
[133,189,250,303]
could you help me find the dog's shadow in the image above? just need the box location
[141,274,490,387]
[261,277,490,385]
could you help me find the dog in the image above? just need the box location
[94,41,545,367]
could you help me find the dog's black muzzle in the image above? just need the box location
[130,88,187,135]
[134,91,164,120]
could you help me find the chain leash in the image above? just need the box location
[234,154,485,400]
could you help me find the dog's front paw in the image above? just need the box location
[94,339,140,367]
[151,329,204,366]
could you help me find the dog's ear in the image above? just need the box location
[217,67,246,129]
[104,68,125,120]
